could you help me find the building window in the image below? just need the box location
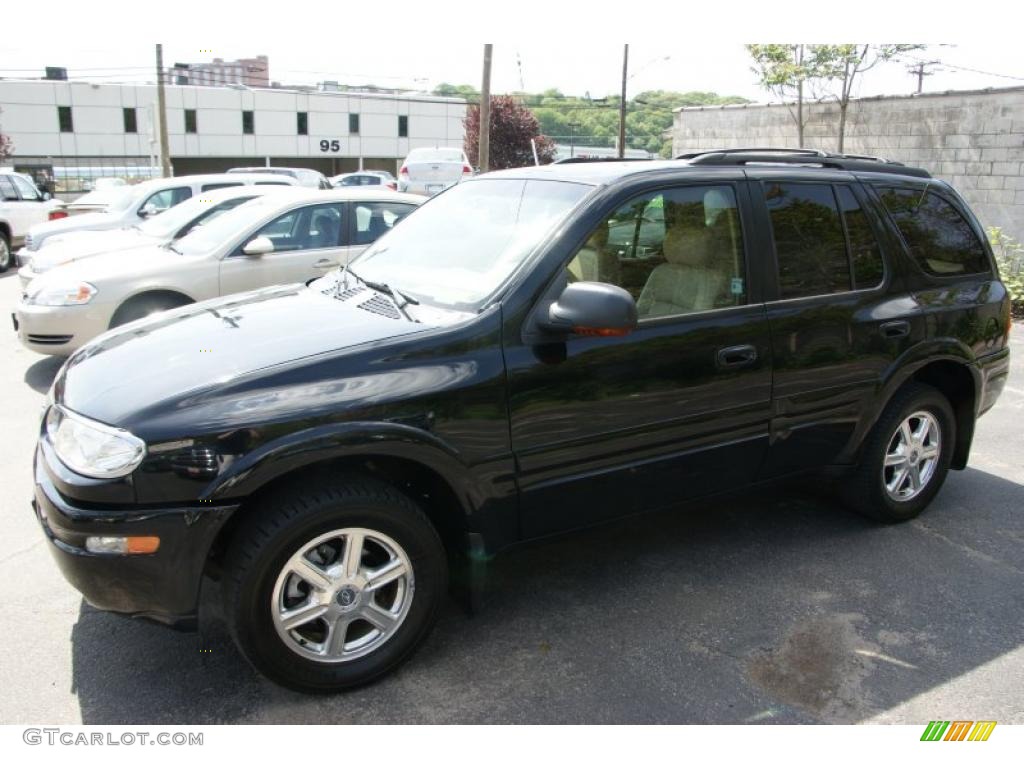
[398,115,408,138]
[242,110,254,135]
[123,107,138,134]
[58,106,73,133]
[349,113,360,134]
[297,111,308,136]
[185,109,198,134]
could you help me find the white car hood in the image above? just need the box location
[28,212,126,245]
[29,229,159,272]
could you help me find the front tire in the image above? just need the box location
[222,474,447,692]
[841,383,955,523]
[0,231,11,273]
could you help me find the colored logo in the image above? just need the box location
[920,720,996,742]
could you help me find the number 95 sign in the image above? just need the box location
[320,140,341,152]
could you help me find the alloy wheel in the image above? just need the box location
[882,410,942,502]
[271,527,414,663]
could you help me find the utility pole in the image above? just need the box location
[155,44,172,177]
[479,44,493,173]
[907,60,940,94]
[618,44,628,158]
[568,121,580,158]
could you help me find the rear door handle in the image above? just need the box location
[880,320,910,339]
[716,344,758,369]
[313,259,335,269]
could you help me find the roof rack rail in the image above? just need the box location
[675,147,931,178]
[554,156,652,164]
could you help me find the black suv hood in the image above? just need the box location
[56,283,432,426]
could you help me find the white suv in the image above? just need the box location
[0,171,64,272]
[17,173,297,265]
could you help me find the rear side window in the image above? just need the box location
[352,202,417,246]
[876,187,989,276]
[0,176,18,201]
[835,186,884,289]
[143,186,192,213]
[765,182,850,299]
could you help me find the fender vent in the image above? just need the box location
[357,294,401,320]
[27,334,73,345]
[168,446,219,479]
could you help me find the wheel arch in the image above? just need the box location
[201,424,484,577]
[110,288,196,327]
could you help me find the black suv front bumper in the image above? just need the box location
[33,447,238,629]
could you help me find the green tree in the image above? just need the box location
[810,44,925,151]
[747,44,825,147]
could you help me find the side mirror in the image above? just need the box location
[242,236,275,256]
[139,203,160,218]
[540,281,638,337]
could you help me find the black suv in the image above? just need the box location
[33,149,1011,692]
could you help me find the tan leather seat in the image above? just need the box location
[637,225,724,318]
[567,224,620,285]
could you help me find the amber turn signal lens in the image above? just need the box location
[126,536,161,554]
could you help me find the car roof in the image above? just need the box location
[480,154,931,186]
[238,187,423,206]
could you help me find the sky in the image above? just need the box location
[2,2,1022,105]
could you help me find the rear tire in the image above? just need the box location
[222,474,447,693]
[841,383,955,523]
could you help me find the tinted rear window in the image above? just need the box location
[877,187,989,276]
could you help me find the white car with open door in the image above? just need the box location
[397,147,473,196]
[13,188,421,356]
[18,185,293,288]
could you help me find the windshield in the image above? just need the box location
[137,193,256,239]
[173,196,280,256]
[352,178,591,310]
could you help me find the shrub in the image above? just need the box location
[988,227,1024,317]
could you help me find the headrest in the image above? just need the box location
[663,226,710,267]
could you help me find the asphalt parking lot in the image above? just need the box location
[0,267,1021,725]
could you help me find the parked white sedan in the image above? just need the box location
[0,171,64,272]
[18,185,292,289]
[397,147,473,196]
[13,188,421,356]
[17,173,297,264]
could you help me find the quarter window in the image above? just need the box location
[765,182,851,299]
[565,185,748,320]
[877,187,989,276]
[835,186,885,289]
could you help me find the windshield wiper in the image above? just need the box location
[166,243,182,255]
[336,265,419,322]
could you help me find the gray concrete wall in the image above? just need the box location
[672,87,1024,241]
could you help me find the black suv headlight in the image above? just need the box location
[45,405,147,479]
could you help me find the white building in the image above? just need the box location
[0,79,467,196]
